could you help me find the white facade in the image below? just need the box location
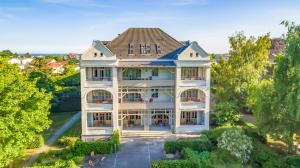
[80,31,211,140]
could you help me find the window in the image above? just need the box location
[156,44,161,54]
[152,69,159,77]
[123,93,141,102]
[151,89,159,98]
[181,89,198,102]
[92,113,112,127]
[123,68,141,80]
[128,43,134,54]
[100,53,103,57]
[140,44,147,54]
[196,53,199,57]
[91,67,111,80]
[181,67,198,80]
[180,111,203,125]
[90,90,112,103]
[146,44,151,54]
[190,53,193,57]
[94,52,97,57]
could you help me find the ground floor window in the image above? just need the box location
[180,111,204,125]
[87,112,112,127]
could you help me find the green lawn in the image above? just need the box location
[42,111,78,140]
[61,119,81,138]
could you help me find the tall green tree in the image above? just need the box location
[212,32,271,110]
[249,21,300,153]
[0,58,52,167]
[27,57,52,74]
[0,50,19,58]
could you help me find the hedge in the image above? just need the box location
[250,140,286,168]
[34,131,120,167]
[164,136,212,154]
[72,130,120,155]
[58,136,79,148]
[285,155,300,167]
[27,135,44,149]
[152,148,214,168]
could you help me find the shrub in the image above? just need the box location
[202,126,234,147]
[242,123,266,144]
[111,130,121,151]
[250,140,286,168]
[164,136,212,154]
[27,135,44,149]
[213,101,240,126]
[217,128,253,163]
[58,136,79,148]
[72,140,113,155]
[53,159,76,168]
[285,155,300,167]
[152,160,191,168]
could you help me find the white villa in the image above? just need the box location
[80,28,211,140]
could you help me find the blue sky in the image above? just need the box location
[0,0,300,54]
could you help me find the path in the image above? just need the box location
[81,134,200,168]
[25,112,81,167]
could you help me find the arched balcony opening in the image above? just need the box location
[180,89,205,103]
[87,90,113,104]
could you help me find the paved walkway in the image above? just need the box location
[25,112,81,167]
[82,134,200,168]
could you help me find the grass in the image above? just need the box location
[61,119,81,138]
[42,111,78,140]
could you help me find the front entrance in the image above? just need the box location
[119,109,173,131]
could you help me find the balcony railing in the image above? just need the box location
[86,77,112,81]
[119,99,174,110]
[180,97,203,103]
[181,76,205,80]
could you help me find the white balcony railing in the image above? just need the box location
[119,79,174,87]
[86,103,113,111]
[119,102,174,110]
[180,101,205,110]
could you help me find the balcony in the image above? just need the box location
[86,103,113,111]
[180,101,205,110]
[119,77,174,87]
[85,77,112,87]
[119,101,174,110]
[180,76,206,87]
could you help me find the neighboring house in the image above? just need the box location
[8,57,33,70]
[47,59,67,73]
[267,38,285,76]
[80,28,211,141]
[66,53,81,60]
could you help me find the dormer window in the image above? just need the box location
[129,43,134,54]
[156,44,161,54]
[94,52,98,57]
[190,53,193,57]
[140,44,147,54]
[196,53,199,57]
[100,53,103,57]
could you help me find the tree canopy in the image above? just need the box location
[0,50,19,58]
[212,32,271,110]
[0,58,52,167]
[248,21,300,153]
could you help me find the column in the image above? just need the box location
[174,67,181,133]
[81,66,88,138]
[112,67,119,131]
[205,67,210,130]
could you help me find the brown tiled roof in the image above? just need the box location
[105,28,183,59]
[269,38,285,63]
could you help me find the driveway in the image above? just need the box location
[82,137,169,168]
[82,134,200,168]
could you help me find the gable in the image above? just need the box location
[177,41,209,61]
[81,40,116,60]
